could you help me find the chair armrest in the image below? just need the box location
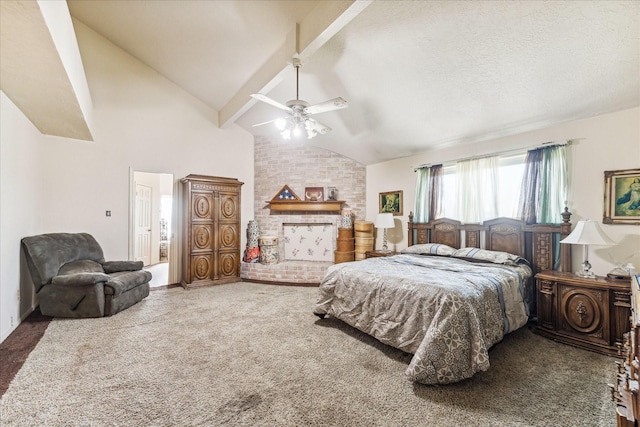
[102,261,143,273]
[51,272,111,287]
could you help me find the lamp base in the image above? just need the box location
[575,260,594,278]
[575,270,596,278]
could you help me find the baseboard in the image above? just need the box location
[241,278,320,287]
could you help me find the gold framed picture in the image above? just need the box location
[379,190,403,216]
[603,168,640,225]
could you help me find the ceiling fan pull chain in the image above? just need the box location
[296,63,300,101]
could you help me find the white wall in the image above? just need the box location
[0,93,44,341]
[367,107,640,276]
[0,20,255,342]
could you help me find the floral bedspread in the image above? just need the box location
[313,254,531,384]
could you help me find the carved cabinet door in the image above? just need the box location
[558,284,609,346]
[218,192,240,278]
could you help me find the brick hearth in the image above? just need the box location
[241,260,333,285]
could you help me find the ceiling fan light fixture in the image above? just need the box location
[251,59,348,142]
[274,117,287,131]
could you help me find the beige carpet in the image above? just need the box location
[0,282,616,426]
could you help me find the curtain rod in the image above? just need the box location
[413,140,573,171]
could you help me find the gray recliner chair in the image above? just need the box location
[21,232,151,318]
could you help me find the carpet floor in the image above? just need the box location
[0,282,616,426]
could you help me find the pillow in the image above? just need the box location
[401,243,456,257]
[452,247,528,266]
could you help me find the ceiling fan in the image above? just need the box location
[250,58,348,140]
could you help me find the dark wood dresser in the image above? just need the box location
[180,174,243,289]
[535,270,631,356]
[611,274,640,426]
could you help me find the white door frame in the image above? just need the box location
[129,168,176,282]
[134,182,152,265]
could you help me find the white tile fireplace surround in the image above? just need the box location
[241,217,339,285]
[283,223,333,261]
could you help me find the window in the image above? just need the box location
[440,153,526,221]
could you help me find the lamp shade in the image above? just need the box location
[374,213,395,229]
[560,220,615,246]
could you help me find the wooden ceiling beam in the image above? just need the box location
[218,0,372,128]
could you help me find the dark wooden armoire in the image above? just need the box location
[180,174,243,289]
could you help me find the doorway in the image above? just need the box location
[130,171,174,287]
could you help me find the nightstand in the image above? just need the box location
[365,251,398,258]
[535,270,631,356]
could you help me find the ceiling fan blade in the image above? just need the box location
[305,97,348,115]
[251,119,277,127]
[306,118,332,135]
[250,93,291,112]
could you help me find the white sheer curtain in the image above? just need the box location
[456,157,499,223]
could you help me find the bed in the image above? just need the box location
[314,211,573,384]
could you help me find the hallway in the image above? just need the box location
[144,263,169,287]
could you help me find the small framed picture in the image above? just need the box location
[379,190,403,216]
[326,186,337,201]
[304,187,324,202]
[604,168,640,225]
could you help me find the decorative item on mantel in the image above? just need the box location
[243,220,260,263]
[267,185,344,212]
[274,185,300,200]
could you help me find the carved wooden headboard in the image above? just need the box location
[407,210,573,275]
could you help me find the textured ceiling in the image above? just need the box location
[45,1,640,164]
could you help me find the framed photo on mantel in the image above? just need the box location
[603,168,640,225]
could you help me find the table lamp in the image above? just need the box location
[560,219,615,277]
[375,213,395,253]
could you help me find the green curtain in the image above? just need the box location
[538,145,568,223]
[414,167,431,223]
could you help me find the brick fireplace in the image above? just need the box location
[240,136,366,285]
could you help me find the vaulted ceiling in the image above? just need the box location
[3,1,639,165]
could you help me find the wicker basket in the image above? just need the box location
[337,237,355,252]
[334,250,355,264]
[338,227,354,239]
[354,221,374,232]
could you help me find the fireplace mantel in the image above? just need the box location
[266,200,345,213]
